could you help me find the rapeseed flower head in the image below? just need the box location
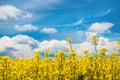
[116,41,120,46]
[83,50,89,55]
[109,52,117,59]
[91,34,98,45]
[69,50,76,58]
[66,37,72,43]
[44,48,51,56]
[65,47,69,51]
[34,49,41,58]
[100,47,107,56]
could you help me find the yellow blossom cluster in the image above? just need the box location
[0,50,120,80]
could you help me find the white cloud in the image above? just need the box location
[0,35,116,58]
[88,22,114,33]
[39,40,67,53]
[106,9,112,14]
[14,23,38,32]
[73,42,94,56]
[65,19,83,26]
[71,19,83,26]
[102,9,112,16]
[76,30,85,36]
[0,35,39,58]
[0,35,66,58]
[76,30,86,41]
[41,27,57,34]
[0,5,32,20]
[96,9,112,17]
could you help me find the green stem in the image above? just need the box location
[94,45,97,59]
[70,42,72,51]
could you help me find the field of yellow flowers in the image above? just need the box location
[0,34,120,80]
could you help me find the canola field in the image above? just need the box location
[0,34,120,80]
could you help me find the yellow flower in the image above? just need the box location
[34,49,41,58]
[44,48,51,56]
[66,37,72,43]
[2,56,10,60]
[92,34,98,39]
[48,48,51,51]
[116,41,120,46]
[100,47,107,56]
[91,34,98,45]
[83,50,89,55]
[69,50,76,58]
[101,47,106,51]
[59,51,65,56]
[35,49,41,53]
[94,76,97,80]
[116,41,120,51]
[109,52,117,59]
[65,47,69,51]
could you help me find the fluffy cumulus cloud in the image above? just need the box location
[0,35,66,58]
[41,27,57,34]
[14,23,38,32]
[76,30,86,41]
[39,40,67,53]
[0,35,39,58]
[88,22,114,33]
[0,5,32,20]
[0,34,116,58]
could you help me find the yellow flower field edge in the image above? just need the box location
[0,34,120,80]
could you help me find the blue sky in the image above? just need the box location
[0,0,120,58]
[0,0,120,42]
